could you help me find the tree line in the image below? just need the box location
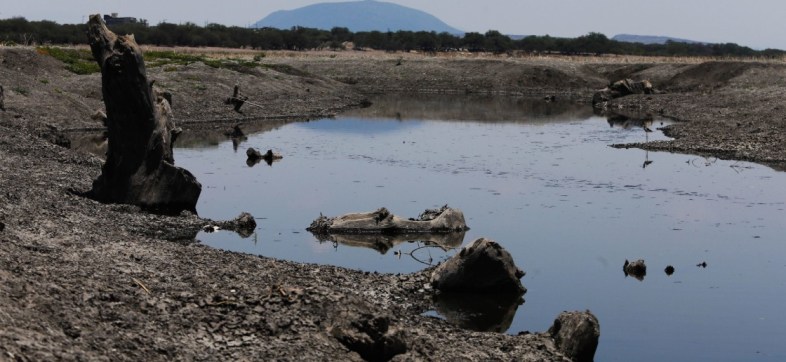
[1,17,784,58]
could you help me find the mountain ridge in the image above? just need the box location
[252,0,462,34]
[612,34,704,45]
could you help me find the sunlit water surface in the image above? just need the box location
[175,96,786,361]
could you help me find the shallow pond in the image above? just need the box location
[175,95,786,361]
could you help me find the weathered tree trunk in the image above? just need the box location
[86,14,201,213]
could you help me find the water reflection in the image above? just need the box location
[165,94,786,361]
[433,291,523,333]
[311,231,465,255]
[343,94,594,123]
[603,112,675,169]
[606,113,655,131]
[176,119,295,150]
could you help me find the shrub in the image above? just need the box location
[36,46,100,74]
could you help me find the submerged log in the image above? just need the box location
[86,14,201,213]
[307,205,469,235]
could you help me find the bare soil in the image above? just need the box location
[2,47,785,361]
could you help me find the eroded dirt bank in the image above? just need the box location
[2,47,785,360]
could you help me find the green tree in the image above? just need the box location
[484,30,513,54]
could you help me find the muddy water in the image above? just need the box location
[175,95,786,362]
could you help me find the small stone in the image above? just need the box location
[665,265,675,276]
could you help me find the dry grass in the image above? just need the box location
[138,47,786,65]
[8,43,786,65]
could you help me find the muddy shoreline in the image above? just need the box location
[2,47,785,360]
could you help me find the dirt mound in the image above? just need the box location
[269,54,606,98]
[593,63,653,82]
[663,61,769,91]
[0,47,68,76]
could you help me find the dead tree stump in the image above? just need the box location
[225,84,248,112]
[86,14,201,213]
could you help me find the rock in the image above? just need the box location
[623,259,647,281]
[307,205,469,235]
[232,212,256,231]
[329,311,407,361]
[216,212,257,238]
[548,311,600,362]
[0,221,5,232]
[246,147,262,159]
[86,14,201,214]
[246,148,283,166]
[592,79,655,108]
[0,85,5,111]
[430,238,526,294]
[665,265,675,276]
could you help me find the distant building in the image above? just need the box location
[104,13,137,26]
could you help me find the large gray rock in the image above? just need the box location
[548,311,600,362]
[430,238,526,294]
[307,205,469,235]
[86,15,201,214]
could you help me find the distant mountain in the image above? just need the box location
[612,34,704,45]
[252,0,462,34]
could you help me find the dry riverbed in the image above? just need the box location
[1,47,785,360]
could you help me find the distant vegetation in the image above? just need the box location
[2,17,784,58]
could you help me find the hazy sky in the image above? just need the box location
[3,0,785,50]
